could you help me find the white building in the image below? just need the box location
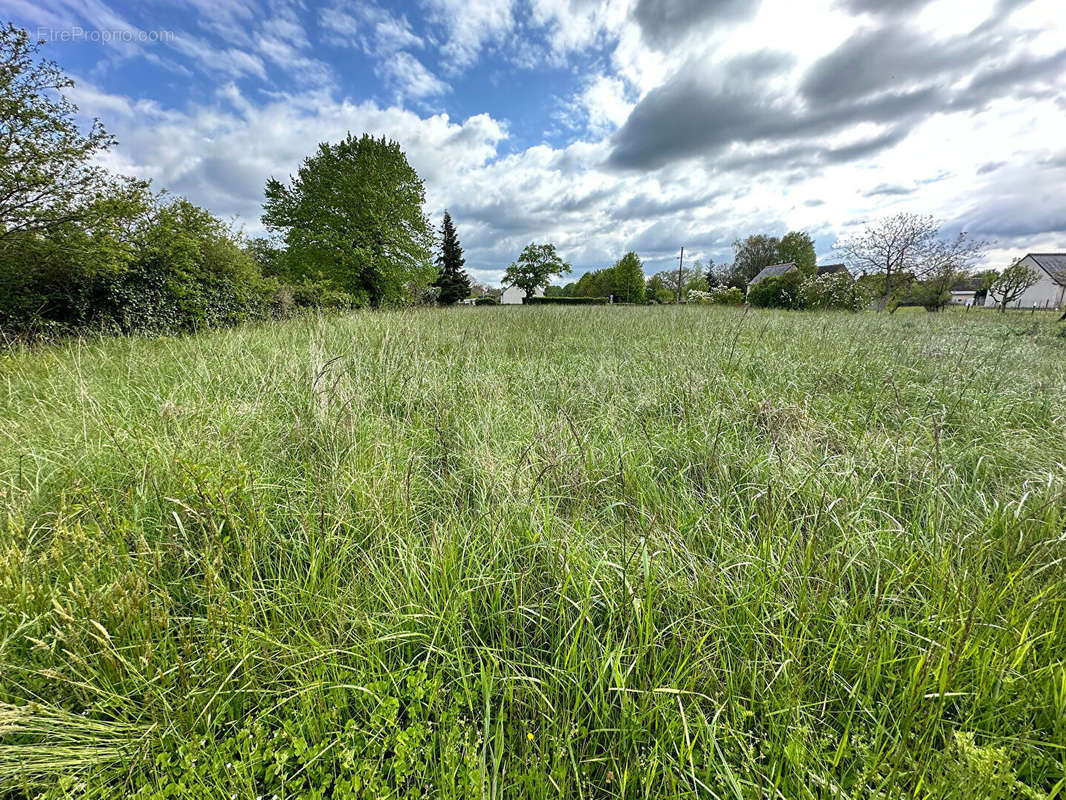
[948,289,976,306]
[984,253,1066,310]
[500,284,545,305]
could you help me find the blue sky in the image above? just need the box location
[3,0,1065,284]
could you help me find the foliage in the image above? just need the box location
[648,267,703,303]
[610,252,647,303]
[474,295,496,305]
[1,308,1064,798]
[747,270,804,309]
[262,133,434,306]
[0,24,116,242]
[732,234,781,287]
[1,187,278,337]
[572,253,645,303]
[433,211,471,305]
[988,259,1041,311]
[503,243,571,300]
[798,271,869,311]
[689,286,744,306]
[778,231,817,277]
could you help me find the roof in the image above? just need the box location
[749,262,796,285]
[816,263,849,277]
[1026,253,1066,286]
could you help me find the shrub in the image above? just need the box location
[523,296,608,305]
[690,287,744,306]
[475,296,497,305]
[747,271,803,309]
[798,272,869,312]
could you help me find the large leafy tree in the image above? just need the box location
[432,211,471,305]
[778,231,817,277]
[732,234,781,288]
[0,24,116,242]
[503,243,571,300]
[611,252,647,303]
[262,133,434,306]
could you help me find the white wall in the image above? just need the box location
[500,285,545,304]
[984,256,1066,309]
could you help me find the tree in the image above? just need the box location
[652,267,702,301]
[262,133,434,306]
[432,211,471,305]
[778,231,816,277]
[611,252,646,303]
[0,24,116,241]
[732,234,781,288]
[987,259,1040,311]
[836,214,986,313]
[503,243,571,300]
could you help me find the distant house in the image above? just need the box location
[816,263,851,279]
[948,288,977,306]
[748,262,797,289]
[983,253,1066,310]
[500,284,545,305]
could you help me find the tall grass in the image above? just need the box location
[1,306,1064,798]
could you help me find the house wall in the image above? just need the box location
[500,286,545,304]
[984,257,1066,309]
[948,292,976,306]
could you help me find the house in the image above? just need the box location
[748,262,797,288]
[948,289,977,306]
[500,284,545,305]
[816,263,851,279]
[983,253,1066,310]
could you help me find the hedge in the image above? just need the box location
[523,296,609,305]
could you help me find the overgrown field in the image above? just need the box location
[1,307,1065,799]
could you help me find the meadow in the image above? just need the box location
[1,306,1064,799]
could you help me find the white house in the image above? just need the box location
[984,253,1066,310]
[500,284,545,305]
[948,289,977,306]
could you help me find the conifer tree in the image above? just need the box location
[433,211,471,304]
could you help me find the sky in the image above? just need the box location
[4,0,1065,285]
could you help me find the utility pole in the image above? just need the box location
[676,246,685,304]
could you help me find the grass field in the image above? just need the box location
[1,306,1065,799]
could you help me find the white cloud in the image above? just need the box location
[378,52,450,100]
[420,0,516,71]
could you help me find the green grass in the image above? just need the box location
[1,306,1064,799]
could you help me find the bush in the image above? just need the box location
[0,191,282,339]
[798,272,869,312]
[475,296,497,306]
[523,296,608,305]
[747,271,803,309]
[690,287,744,306]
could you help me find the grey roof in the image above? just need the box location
[816,263,849,277]
[1027,253,1066,286]
[749,262,796,285]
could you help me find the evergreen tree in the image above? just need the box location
[432,211,471,304]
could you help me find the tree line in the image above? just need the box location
[0,25,483,339]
